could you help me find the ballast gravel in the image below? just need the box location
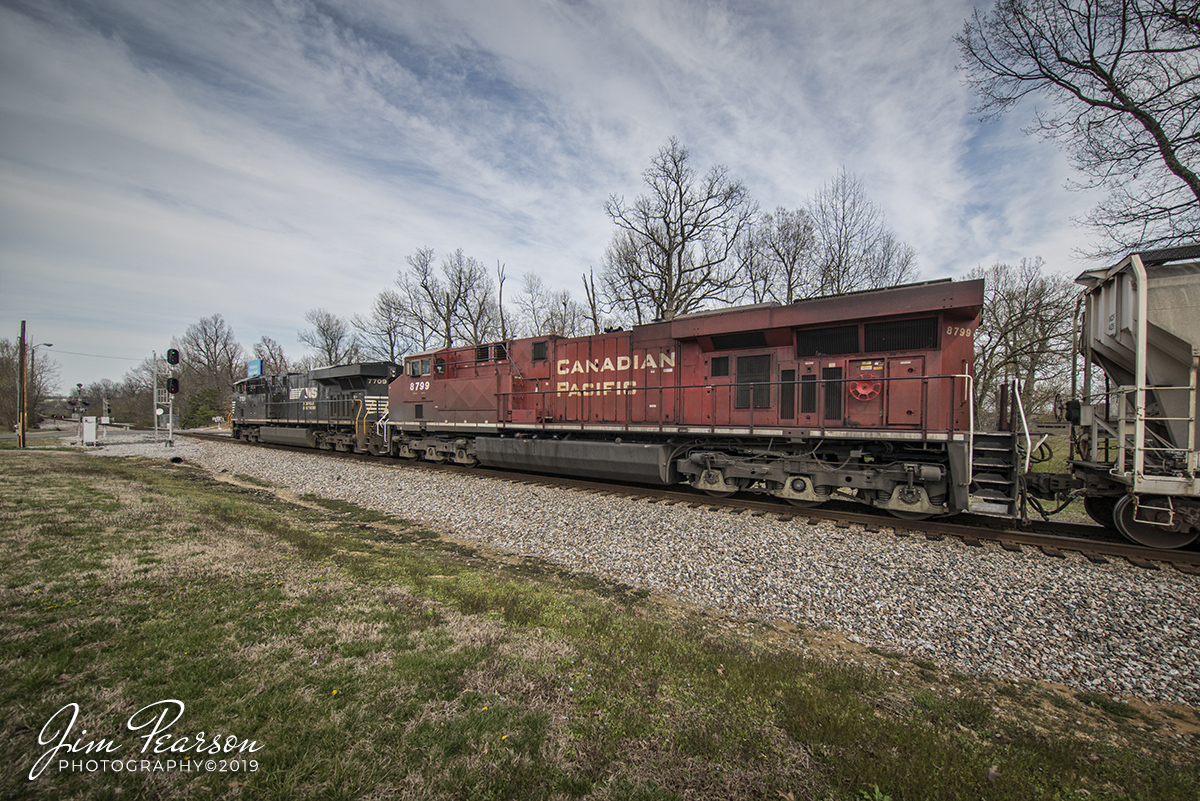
[84,432,1200,707]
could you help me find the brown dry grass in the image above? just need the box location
[2,449,1196,801]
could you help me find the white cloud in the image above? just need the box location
[1,0,1104,388]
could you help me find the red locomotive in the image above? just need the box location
[233,247,1200,546]
[386,279,985,520]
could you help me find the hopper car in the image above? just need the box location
[230,246,1200,549]
[1049,245,1200,548]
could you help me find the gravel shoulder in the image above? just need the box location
[78,431,1200,708]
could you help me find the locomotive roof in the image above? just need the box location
[1075,243,1200,288]
[402,278,985,360]
[667,278,984,342]
[235,363,398,386]
[309,362,398,383]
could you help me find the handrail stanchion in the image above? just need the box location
[1012,379,1033,474]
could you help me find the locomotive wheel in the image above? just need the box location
[888,509,933,521]
[703,487,739,498]
[1083,496,1118,529]
[786,498,822,508]
[1113,495,1199,549]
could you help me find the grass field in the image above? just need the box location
[1,446,1197,800]
[1023,432,1094,524]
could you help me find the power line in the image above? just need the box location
[48,349,143,361]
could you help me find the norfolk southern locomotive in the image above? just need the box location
[232,247,1200,549]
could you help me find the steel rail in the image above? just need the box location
[181,432,1200,573]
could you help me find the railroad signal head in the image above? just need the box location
[167,377,179,394]
[166,348,180,365]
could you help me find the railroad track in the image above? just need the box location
[180,432,1200,575]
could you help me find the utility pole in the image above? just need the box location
[17,321,25,449]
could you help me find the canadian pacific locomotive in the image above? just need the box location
[231,246,1200,549]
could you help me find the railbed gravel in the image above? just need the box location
[79,432,1200,707]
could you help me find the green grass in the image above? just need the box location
[1,449,1196,800]
[1075,692,1140,719]
[1025,433,1094,523]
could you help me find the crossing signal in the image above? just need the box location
[167,378,179,394]
[166,348,180,365]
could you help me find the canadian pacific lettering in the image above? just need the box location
[554,350,674,397]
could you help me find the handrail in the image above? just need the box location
[494,372,971,435]
[1011,379,1034,473]
[1081,380,1197,476]
[1131,254,1149,487]
[354,397,366,447]
[1190,352,1198,479]
[963,372,975,470]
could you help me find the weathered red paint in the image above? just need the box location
[390,279,984,438]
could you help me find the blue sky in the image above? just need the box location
[0,0,1101,390]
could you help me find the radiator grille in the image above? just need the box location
[797,325,859,356]
[864,317,938,352]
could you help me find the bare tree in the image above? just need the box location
[167,314,245,426]
[299,308,359,367]
[395,247,502,349]
[496,261,509,342]
[958,0,1200,253]
[115,361,156,426]
[289,354,323,373]
[0,338,58,429]
[733,223,772,305]
[514,271,552,336]
[755,206,816,303]
[351,291,407,363]
[177,314,246,395]
[603,138,757,321]
[395,247,442,352]
[805,169,919,295]
[966,258,1077,423]
[123,357,157,394]
[448,251,500,346]
[581,268,604,335]
[600,231,655,326]
[252,336,291,375]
